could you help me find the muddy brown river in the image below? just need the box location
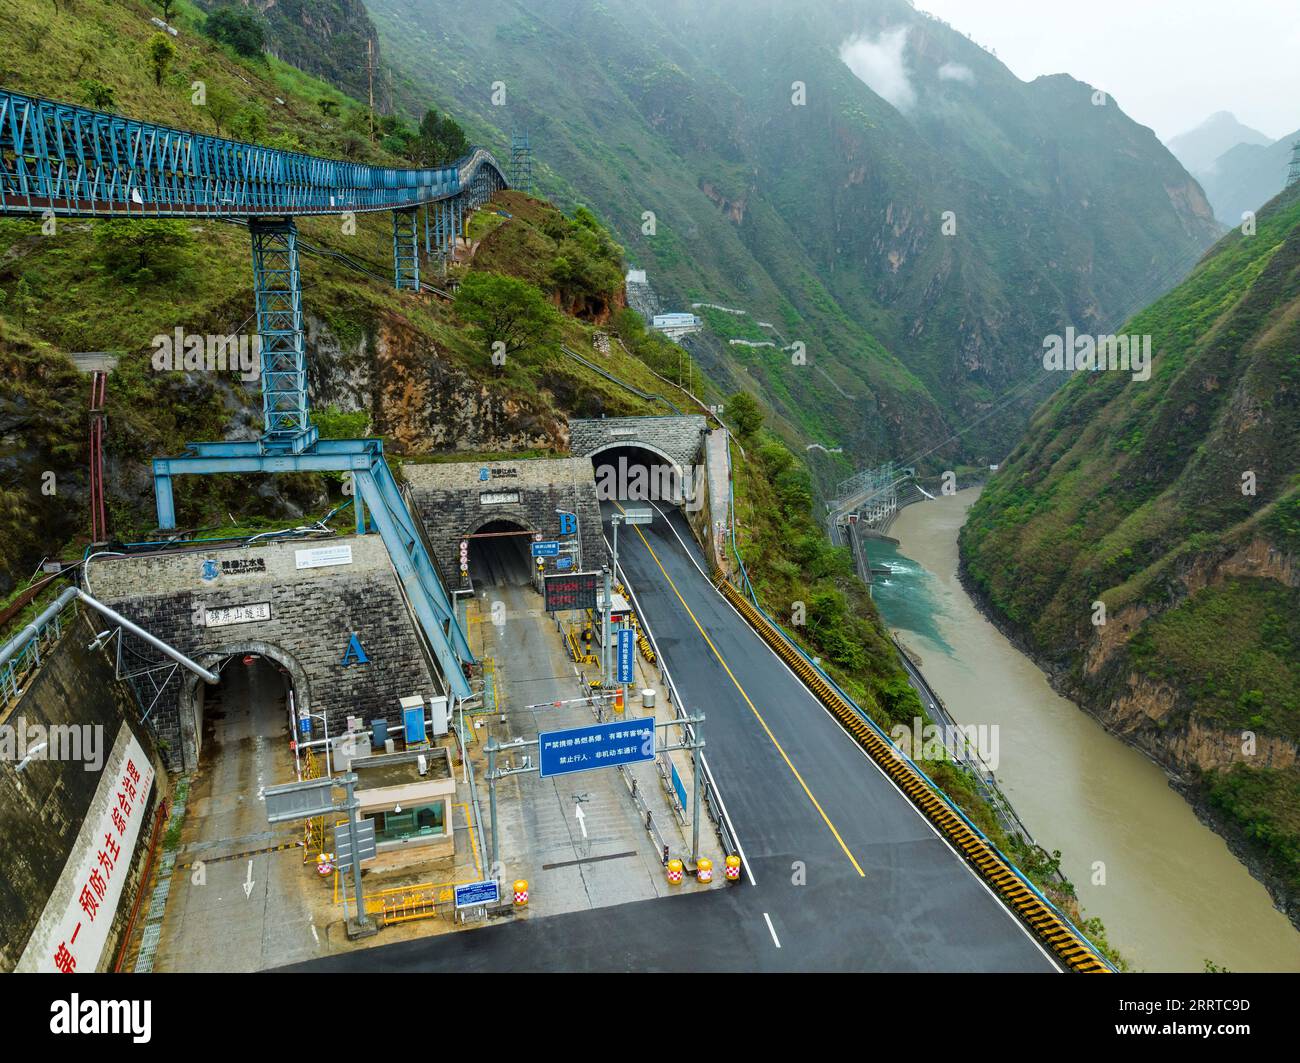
[871,488,1300,972]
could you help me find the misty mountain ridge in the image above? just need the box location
[1199,129,1300,225]
[1167,110,1272,175]
[358,0,1219,484]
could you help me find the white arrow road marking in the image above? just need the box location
[574,803,588,839]
[243,859,255,899]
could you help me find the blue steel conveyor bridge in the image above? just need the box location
[0,87,512,700]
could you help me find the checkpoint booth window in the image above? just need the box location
[351,746,456,858]
[367,801,446,844]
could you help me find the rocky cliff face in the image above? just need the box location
[309,310,569,454]
[962,183,1300,926]
[217,0,383,103]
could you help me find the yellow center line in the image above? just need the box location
[619,508,866,877]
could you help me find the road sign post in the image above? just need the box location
[264,773,376,938]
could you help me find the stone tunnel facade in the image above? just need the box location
[568,415,709,477]
[86,535,438,772]
[403,457,608,591]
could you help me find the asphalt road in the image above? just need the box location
[287,503,1055,973]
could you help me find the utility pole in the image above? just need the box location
[1289,140,1300,188]
[691,717,704,864]
[601,563,613,688]
[366,38,375,139]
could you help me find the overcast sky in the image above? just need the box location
[916,0,1300,142]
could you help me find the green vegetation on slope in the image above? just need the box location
[962,183,1300,922]
[0,0,669,593]
[367,0,1220,487]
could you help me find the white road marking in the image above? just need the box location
[763,912,781,948]
[642,501,1062,972]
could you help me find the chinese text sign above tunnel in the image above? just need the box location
[538,717,656,778]
[544,571,600,612]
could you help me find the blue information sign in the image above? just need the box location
[530,540,560,557]
[454,880,500,908]
[538,717,656,779]
[617,627,635,683]
[671,761,688,813]
[556,556,574,570]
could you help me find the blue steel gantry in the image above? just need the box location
[0,86,511,701]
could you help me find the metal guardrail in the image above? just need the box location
[619,767,669,856]
[0,585,78,707]
[612,557,741,864]
[711,570,1113,972]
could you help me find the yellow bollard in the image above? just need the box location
[513,879,529,906]
[696,857,713,884]
[666,858,683,885]
[724,854,742,882]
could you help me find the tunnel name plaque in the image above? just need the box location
[203,602,271,627]
[544,571,600,612]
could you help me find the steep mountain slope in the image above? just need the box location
[961,182,1300,925]
[1199,130,1300,226]
[195,0,383,105]
[0,0,673,596]
[368,0,1222,479]
[1167,111,1271,176]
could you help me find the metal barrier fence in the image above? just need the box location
[712,571,1113,973]
[0,585,78,708]
[612,557,742,865]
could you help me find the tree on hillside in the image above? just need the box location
[205,85,237,136]
[728,391,763,437]
[94,220,195,285]
[79,79,115,111]
[155,0,177,25]
[414,109,470,165]
[146,33,175,88]
[204,6,266,58]
[453,271,560,361]
[229,102,268,143]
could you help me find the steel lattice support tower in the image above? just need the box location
[392,208,421,290]
[250,218,313,450]
[509,130,532,194]
[1288,141,1300,188]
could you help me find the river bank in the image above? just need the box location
[954,528,1300,938]
[872,489,1300,972]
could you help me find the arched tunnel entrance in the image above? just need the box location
[468,519,534,587]
[590,444,686,507]
[196,653,294,770]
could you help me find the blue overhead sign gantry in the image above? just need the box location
[538,717,656,778]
